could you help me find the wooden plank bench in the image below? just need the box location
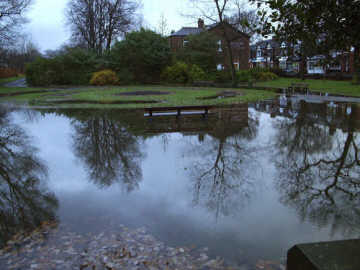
[144,106,213,118]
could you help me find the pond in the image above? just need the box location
[0,94,359,269]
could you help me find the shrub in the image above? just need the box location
[90,70,119,86]
[269,67,283,76]
[110,29,171,84]
[237,70,251,82]
[213,70,232,83]
[116,68,135,85]
[189,64,206,81]
[161,62,191,84]
[58,48,99,85]
[25,48,101,86]
[352,73,359,85]
[236,68,278,82]
[257,71,278,81]
[25,57,62,86]
[175,31,219,73]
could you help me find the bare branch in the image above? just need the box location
[66,0,140,54]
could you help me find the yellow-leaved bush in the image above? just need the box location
[90,70,119,86]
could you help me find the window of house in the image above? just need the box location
[217,64,224,70]
[234,62,239,70]
[347,106,352,115]
[279,62,286,70]
[308,61,315,70]
[256,47,262,57]
[183,40,189,47]
[217,40,222,52]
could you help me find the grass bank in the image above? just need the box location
[256,77,360,96]
[0,85,276,109]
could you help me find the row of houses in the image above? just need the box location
[169,19,357,75]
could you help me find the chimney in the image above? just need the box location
[198,18,204,29]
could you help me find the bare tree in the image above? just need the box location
[66,0,140,54]
[229,3,261,44]
[157,12,169,37]
[0,34,40,72]
[187,0,243,87]
[0,0,32,47]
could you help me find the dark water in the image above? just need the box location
[1,95,360,267]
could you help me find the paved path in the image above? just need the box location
[4,78,27,88]
[290,94,360,104]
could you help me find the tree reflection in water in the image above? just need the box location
[72,113,145,192]
[185,108,260,219]
[274,102,360,236]
[0,106,58,247]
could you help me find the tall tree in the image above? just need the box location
[0,35,40,72]
[176,31,219,73]
[110,29,171,83]
[157,12,169,37]
[187,0,241,87]
[0,0,32,46]
[66,0,140,54]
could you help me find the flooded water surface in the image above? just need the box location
[1,94,360,269]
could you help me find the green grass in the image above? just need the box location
[256,77,360,96]
[0,76,24,86]
[0,85,276,109]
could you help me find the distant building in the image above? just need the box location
[250,39,356,75]
[169,19,250,70]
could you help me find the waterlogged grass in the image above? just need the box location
[256,77,360,96]
[0,86,49,95]
[0,85,276,108]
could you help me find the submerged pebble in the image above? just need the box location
[0,222,228,270]
[0,220,285,270]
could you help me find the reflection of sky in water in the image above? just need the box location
[9,105,360,265]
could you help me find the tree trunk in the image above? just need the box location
[353,46,360,85]
[298,43,307,80]
[224,38,237,87]
[299,54,306,80]
[214,0,237,88]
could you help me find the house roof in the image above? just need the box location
[208,21,251,39]
[251,39,280,50]
[170,27,204,37]
[170,21,250,39]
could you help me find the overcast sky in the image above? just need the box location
[24,0,194,52]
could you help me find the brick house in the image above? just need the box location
[169,19,250,70]
[250,39,357,75]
